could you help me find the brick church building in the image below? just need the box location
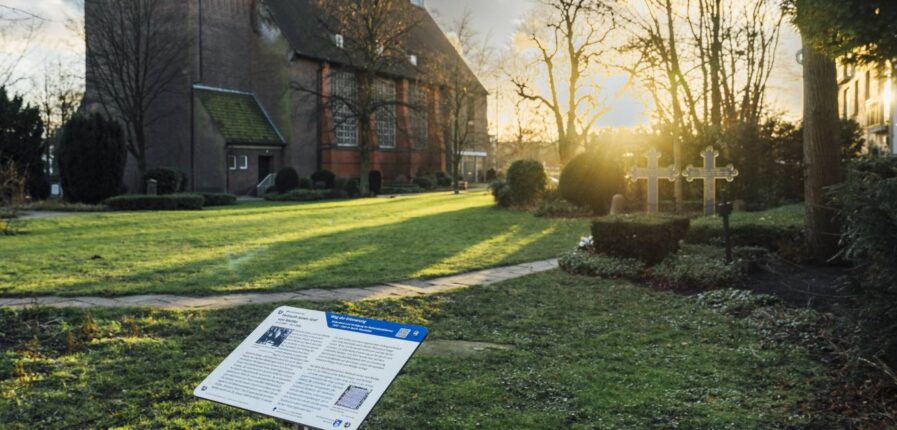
[83,0,489,195]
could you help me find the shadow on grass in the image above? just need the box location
[26,204,584,297]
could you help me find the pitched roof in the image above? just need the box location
[194,85,286,146]
[264,0,486,94]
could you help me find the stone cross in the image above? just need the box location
[626,149,678,214]
[683,146,739,215]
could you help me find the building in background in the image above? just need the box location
[82,0,489,195]
[838,62,896,155]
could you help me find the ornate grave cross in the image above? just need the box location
[683,146,739,215]
[626,149,678,214]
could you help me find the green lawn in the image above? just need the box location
[0,270,825,429]
[0,192,589,297]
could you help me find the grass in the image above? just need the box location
[0,192,589,297]
[690,204,805,231]
[0,270,825,429]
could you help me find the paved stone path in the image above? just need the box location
[0,259,558,310]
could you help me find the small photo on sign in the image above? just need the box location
[335,385,371,410]
[256,326,293,348]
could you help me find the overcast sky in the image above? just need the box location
[0,0,803,134]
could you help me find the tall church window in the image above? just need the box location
[411,84,428,149]
[331,71,358,147]
[375,78,396,149]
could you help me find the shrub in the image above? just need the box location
[506,159,547,206]
[591,215,690,264]
[59,113,127,204]
[106,193,204,211]
[382,183,425,194]
[274,167,300,193]
[144,168,184,194]
[490,179,513,208]
[264,189,330,202]
[0,88,46,200]
[686,204,806,261]
[201,193,237,207]
[177,171,189,192]
[435,171,452,187]
[559,249,647,279]
[339,178,360,198]
[311,170,336,189]
[559,150,623,215]
[535,188,592,218]
[369,170,383,196]
[412,176,434,190]
[298,177,313,190]
[650,252,743,291]
[830,156,897,365]
[486,168,499,182]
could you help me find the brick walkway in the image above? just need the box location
[0,259,558,310]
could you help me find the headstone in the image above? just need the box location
[683,146,739,215]
[195,307,427,430]
[610,193,626,215]
[146,179,158,196]
[625,149,678,214]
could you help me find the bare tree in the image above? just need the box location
[36,60,84,178]
[291,0,424,196]
[619,0,783,211]
[512,0,618,165]
[425,10,491,193]
[0,5,45,88]
[85,0,189,181]
[498,101,555,166]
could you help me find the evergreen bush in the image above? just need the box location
[58,113,127,204]
[106,193,204,211]
[201,193,237,206]
[274,167,300,193]
[558,150,623,214]
[831,156,897,365]
[506,159,547,206]
[311,170,336,189]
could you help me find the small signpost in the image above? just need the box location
[626,149,678,214]
[683,146,739,215]
[195,307,428,430]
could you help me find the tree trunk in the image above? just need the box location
[359,119,371,197]
[800,36,842,263]
[558,134,577,166]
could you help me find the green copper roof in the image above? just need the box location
[195,85,285,146]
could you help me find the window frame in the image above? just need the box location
[228,155,238,171]
[374,78,396,149]
[331,71,359,147]
[239,155,249,171]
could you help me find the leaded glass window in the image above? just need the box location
[374,78,396,149]
[411,84,428,149]
[331,72,358,147]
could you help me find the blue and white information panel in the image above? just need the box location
[195,307,428,429]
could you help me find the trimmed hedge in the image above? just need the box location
[265,189,342,202]
[106,193,204,211]
[382,183,425,195]
[591,215,690,264]
[201,193,237,207]
[687,204,806,261]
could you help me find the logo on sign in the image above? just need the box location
[333,419,343,427]
[396,328,411,339]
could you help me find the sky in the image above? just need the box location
[0,0,804,136]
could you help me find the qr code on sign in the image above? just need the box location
[395,328,411,339]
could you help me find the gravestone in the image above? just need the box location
[146,179,158,196]
[610,193,626,215]
[626,149,678,214]
[683,146,739,215]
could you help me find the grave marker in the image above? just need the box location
[683,146,739,215]
[626,149,678,214]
